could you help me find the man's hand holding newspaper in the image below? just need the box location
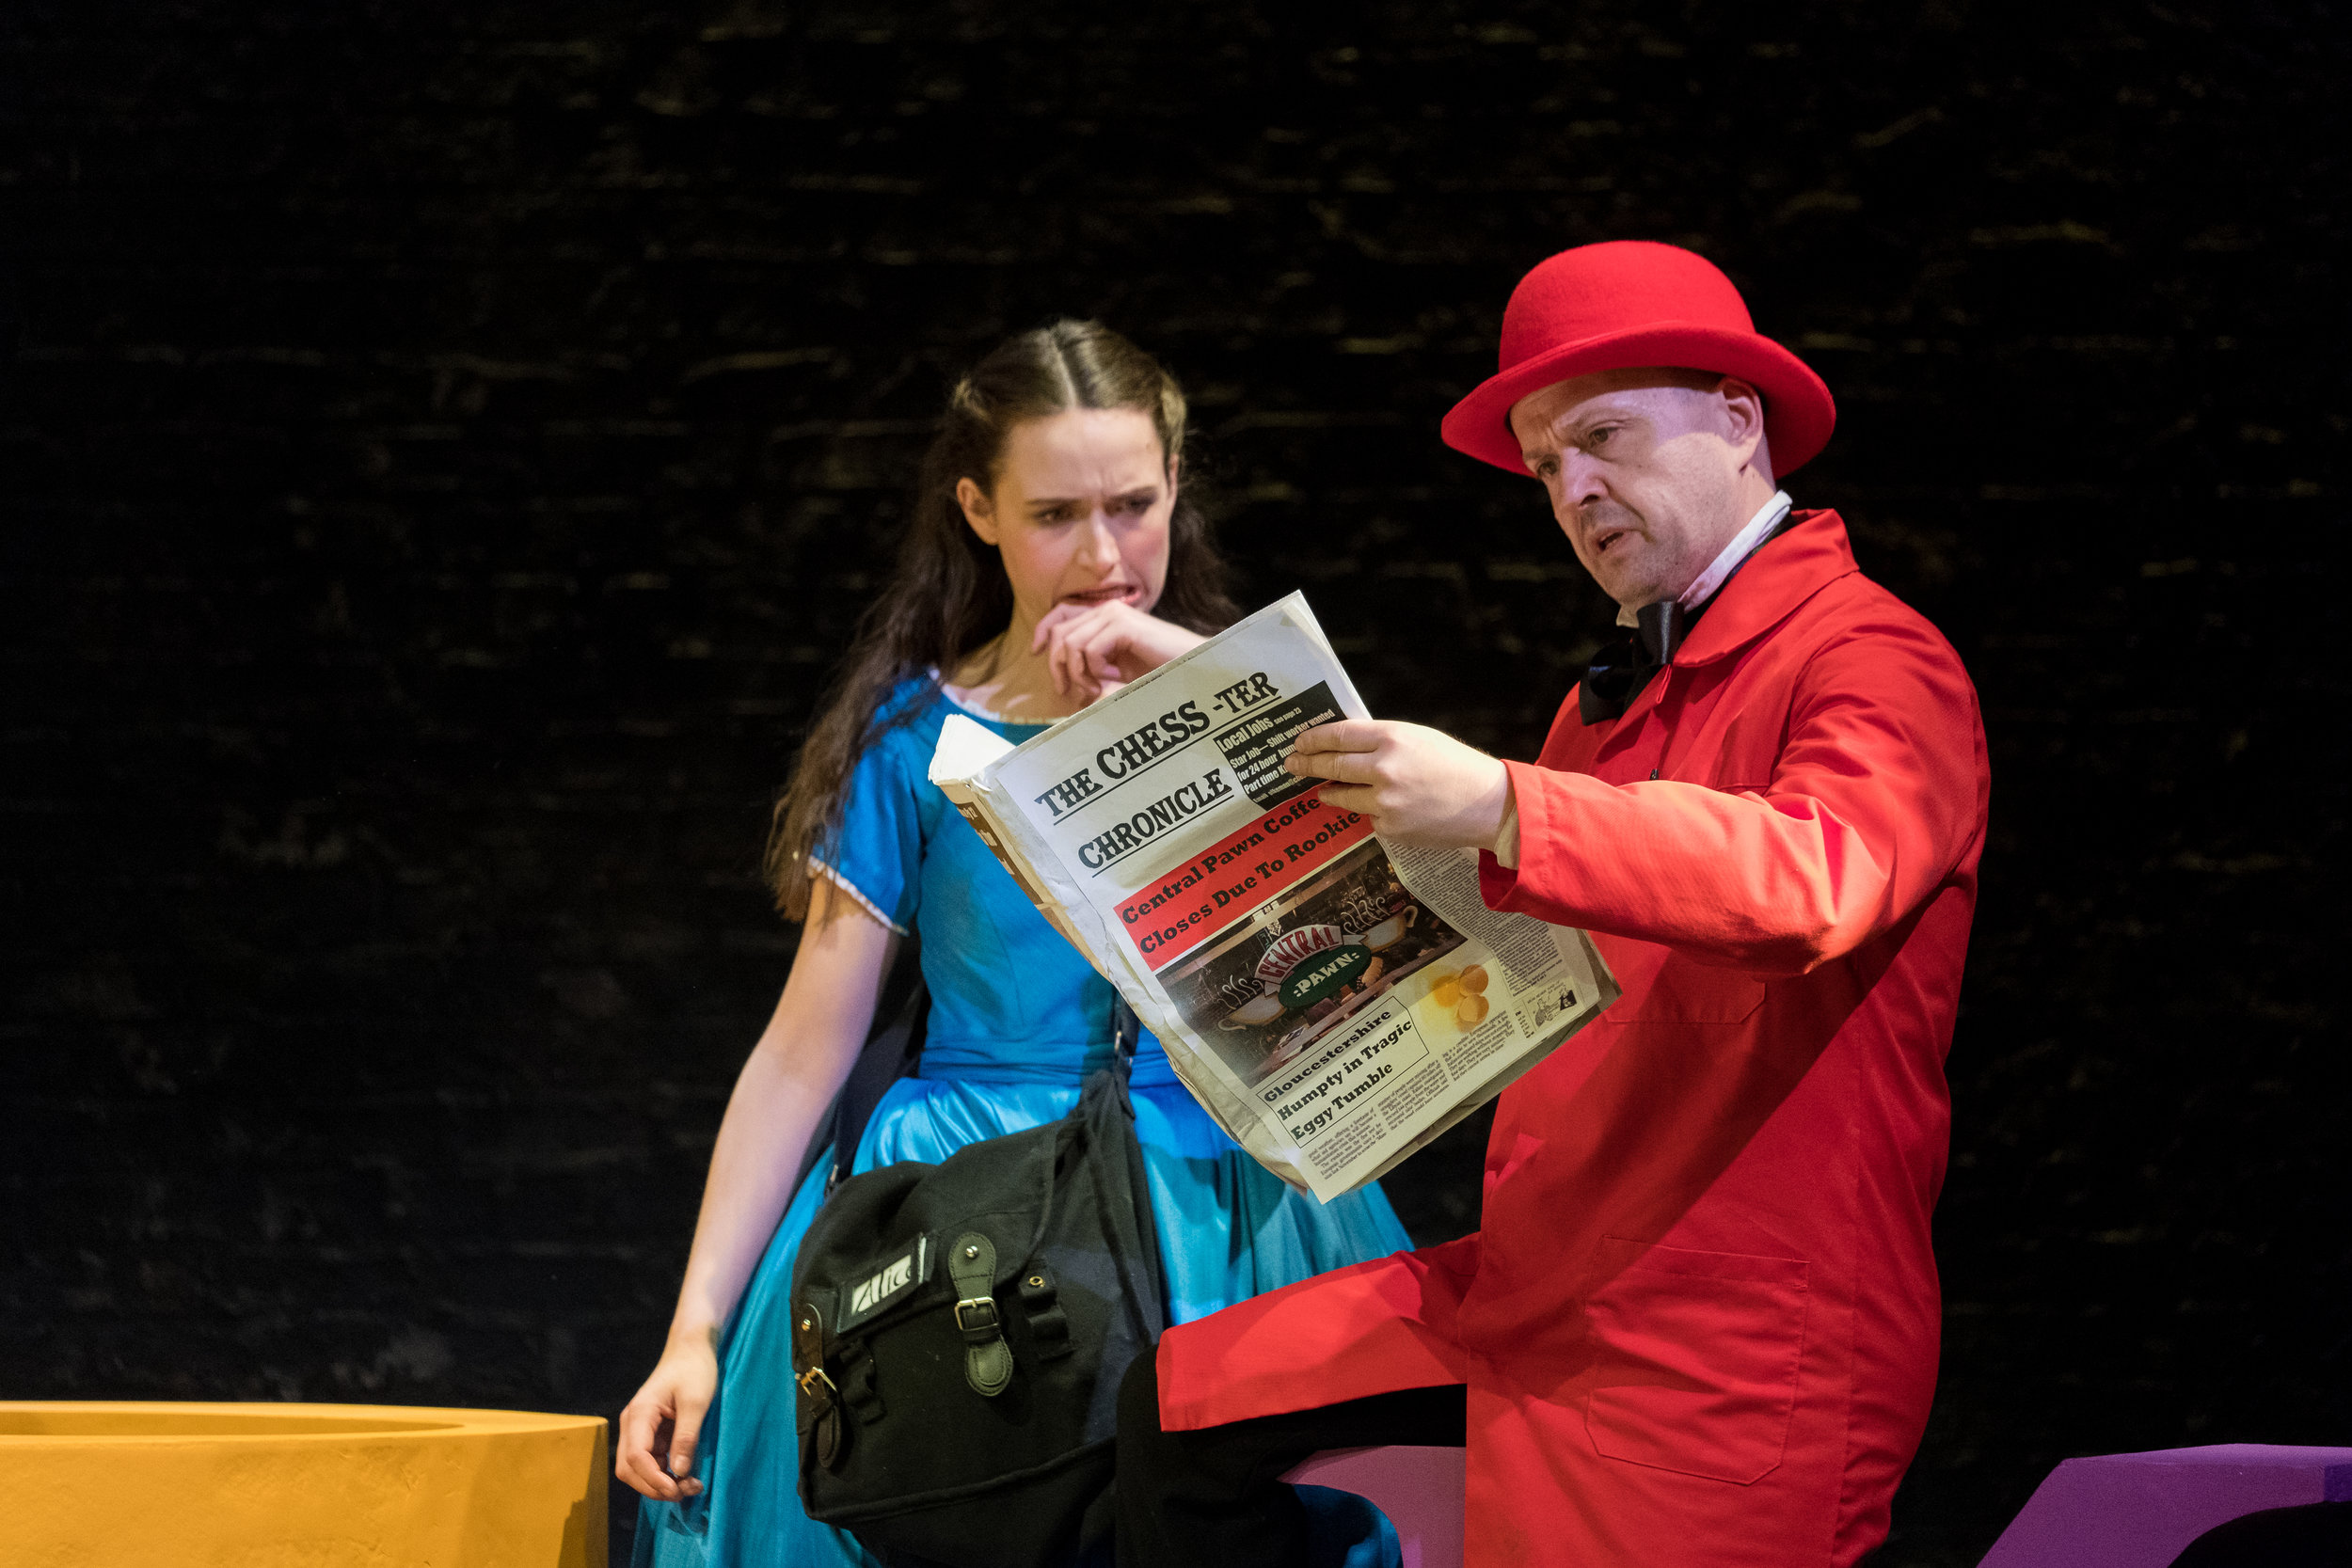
[930,594,1618,1202]
[1285,721,1518,853]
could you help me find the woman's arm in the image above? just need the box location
[614,877,900,1502]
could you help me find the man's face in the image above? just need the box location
[1506,369,1764,609]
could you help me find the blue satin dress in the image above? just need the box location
[632,679,1414,1568]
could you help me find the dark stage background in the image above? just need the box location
[4,4,2344,1562]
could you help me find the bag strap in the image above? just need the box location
[1111,994,1140,1073]
[947,1232,1014,1397]
[1085,1076,1168,1343]
[986,993,1150,1338]
[804,937,927,1198]
[1084,997,1169,1342]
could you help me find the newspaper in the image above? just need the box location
[929,593,1619,1202]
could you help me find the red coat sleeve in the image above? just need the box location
[1157,1233,1482,1429]
[1480,614,1986,974]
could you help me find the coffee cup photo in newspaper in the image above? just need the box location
[1160,839,1470,1087]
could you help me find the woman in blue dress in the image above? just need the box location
[616,320,1413,1567]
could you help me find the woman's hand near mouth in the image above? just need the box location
[1032,596,1205,700]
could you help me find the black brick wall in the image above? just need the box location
[3,4,2343,1562]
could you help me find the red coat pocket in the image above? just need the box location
[1581,1236,1809,1484]
[1607,943,1768,1024]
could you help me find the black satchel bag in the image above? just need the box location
[788,1016,1167,1567]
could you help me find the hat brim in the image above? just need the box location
[1439,323,1836,480]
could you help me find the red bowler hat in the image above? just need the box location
[1440,240,1836,479]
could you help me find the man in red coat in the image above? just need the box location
[1118,241,1990,1566]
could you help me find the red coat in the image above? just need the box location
[1156,511,1989,1566]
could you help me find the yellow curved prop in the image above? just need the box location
[0,1402,607,1566]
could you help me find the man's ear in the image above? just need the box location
[1716,376,1768,470]
[956,476,1001,546]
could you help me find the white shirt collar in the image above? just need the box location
[1614,490,1795,628]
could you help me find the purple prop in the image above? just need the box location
[1979,1444,2352,1568]
[1283,1445,1467,1568]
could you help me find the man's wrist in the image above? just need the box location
[1487,764,1520,870]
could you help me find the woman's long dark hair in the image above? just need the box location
[765,320,1239,922]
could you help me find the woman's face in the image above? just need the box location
[957,407,1176,626]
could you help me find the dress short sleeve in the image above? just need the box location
[809,722,927,935]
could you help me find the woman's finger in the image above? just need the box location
[1075,625,1125,686]
[666,1393,710,1497]
[1075,627,1107,686]
[1039,600,1104,645]
[1056,630,1089,698]
[1036,615,1063,682]
[614,1394,659,1470]
[1030,599,1089,652]
[623,1451,680,1500]
[1082,627,1122,692]
[1046,621,1082,695]
[1048,614,1094,690]
[615,1402,681,1500]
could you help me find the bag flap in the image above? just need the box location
[794,1130,1061,1330]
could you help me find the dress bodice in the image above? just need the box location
[811,678,1168,1085]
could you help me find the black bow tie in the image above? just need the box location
[1579,599,1694,725]
[1577,511,1798,725]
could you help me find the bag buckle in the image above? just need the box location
[953,1295,1001,1340]
[792,1301,848,1469]
[947,1232,1015,1396]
